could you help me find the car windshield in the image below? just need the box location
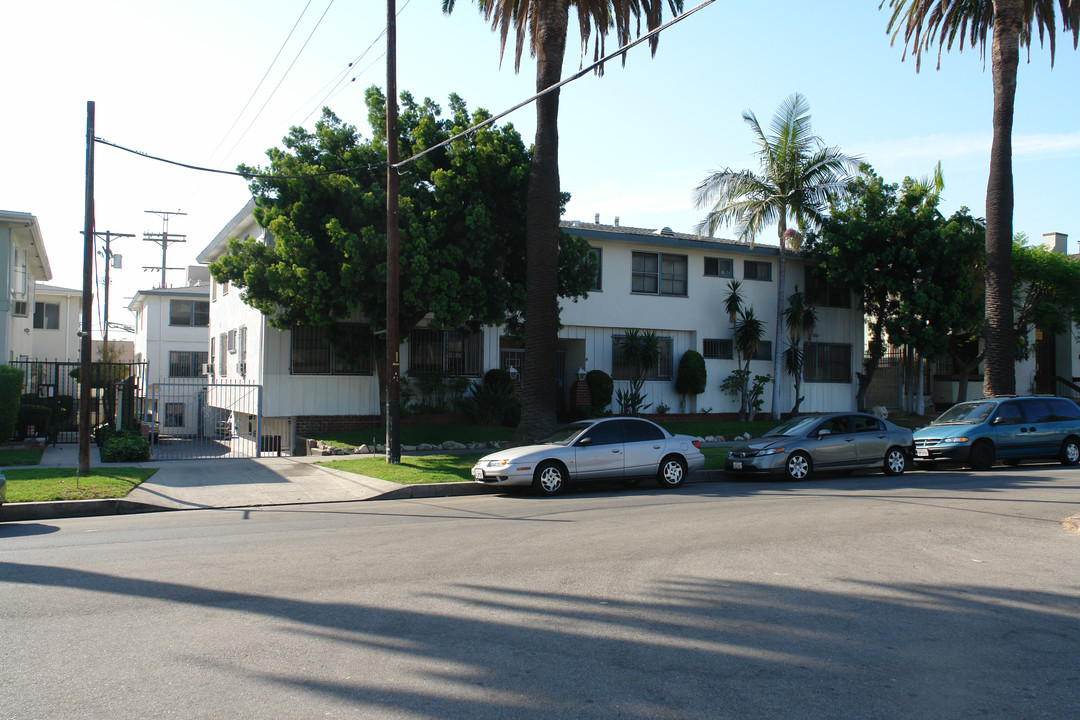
[540,422,591,446]
[762,416,821,437]
[932,402,995,425]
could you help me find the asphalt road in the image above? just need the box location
[2,466,1078,719]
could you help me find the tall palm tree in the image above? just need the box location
[693,93,856,420]
[443,0,682,442]
[881,0,1079,396]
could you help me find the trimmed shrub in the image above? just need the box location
[101,430,150,463]
[464,369,520,427]
[94,423,117,447]
[0,365,25,441]
[585,369,613,412]
[675,350,707,396]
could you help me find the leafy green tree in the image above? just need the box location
[1012,239,1080,358]
[808,165,983,410]
[882,0,1080,397]
[781,287,817,414]
[210,89,597,404]
[442,0,684,443]
[694,93,856,419]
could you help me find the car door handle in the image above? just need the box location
[612,449,621,453]
[845,437,854,442]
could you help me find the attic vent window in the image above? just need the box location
[653,227,675,237]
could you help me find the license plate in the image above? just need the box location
[916,448,929,457]
[732,461,743,470]
[471,467,484,479]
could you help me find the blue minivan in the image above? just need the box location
[913,396,1080,470]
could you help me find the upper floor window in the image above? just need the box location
[292,323,374,375]
[751,341,773,362]
[704,257,734,278]
[33,302,59,330]
[170,299,210,327]
[743,260,772,282]
[804,266,851,308]
[632,252,687,296]
[408,328,482,377]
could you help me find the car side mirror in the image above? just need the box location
[817,429,832,438]
[577,436,593,447]
[991,417,1006,426]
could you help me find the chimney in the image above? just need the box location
[1042,232,1068,254]
[614,216,620,227]
[595,213,600,224]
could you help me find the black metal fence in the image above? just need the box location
[9,359,150,444]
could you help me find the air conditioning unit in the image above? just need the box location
[201,363,213,376]
[236,362,246,377]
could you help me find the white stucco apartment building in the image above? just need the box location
[197,203,864,454]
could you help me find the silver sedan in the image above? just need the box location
[472,416,705,496]
[725,412,914,481]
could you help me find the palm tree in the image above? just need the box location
[782,286,817,414]
[881,0,1079,396]
[694,93,856,420]
[443,0,683,442]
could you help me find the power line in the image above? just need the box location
[218,0,338,167]
[207,0,316,166]
[92,0,713,183]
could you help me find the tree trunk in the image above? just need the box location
[983,0,1022,397]
[514,3,568,444]
[771,228,786,420]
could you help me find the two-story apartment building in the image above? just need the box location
[197,204,864,454]
[0,210,52,362]
[128,268,212,437]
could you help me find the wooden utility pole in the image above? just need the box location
[95,230,134,344]
[78,101,95,476]
[385,0,401,463]
[143,210,186,288]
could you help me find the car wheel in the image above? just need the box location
[785,452,812,481]
[883,447,907,476]
[969,440,995,471]
[1059,436,1080,466]
[533,461,567,496]
[657,455,687,488]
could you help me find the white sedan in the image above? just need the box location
[471,416,705,496]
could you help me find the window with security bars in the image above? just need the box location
[164,403,184,427]
[751,341,773,362]
[408,328,483,377]
[611,334,674,381]
[169,351,208,378]
[291,323,373,375]
[805,342,851,383]
[804,266,851,308]
[702,338,733,360]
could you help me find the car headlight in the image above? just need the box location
[941,437,969,444]
[485,459,510,468]
[755,447,785,456]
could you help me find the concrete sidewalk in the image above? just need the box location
[1,444,503,522]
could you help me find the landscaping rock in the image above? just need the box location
[402,444,417,452]
[442,440,466,450]
[418,443,437,451]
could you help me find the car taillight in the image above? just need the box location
[692,440,700,449]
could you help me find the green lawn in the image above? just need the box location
[318,454,485,484]
[4,468,158,503]
[0,448,45,467]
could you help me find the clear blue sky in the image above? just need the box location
[2,0,1077,339]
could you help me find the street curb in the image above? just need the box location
[0,469,726,521]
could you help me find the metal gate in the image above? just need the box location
[145,379,264,460]
[10,359,149,444]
